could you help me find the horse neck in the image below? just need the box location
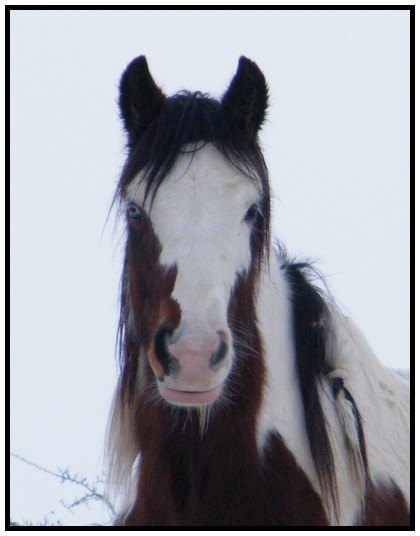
[255,250,360,523]
[255,248,320,490]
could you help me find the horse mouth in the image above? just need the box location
[158,384,222,406]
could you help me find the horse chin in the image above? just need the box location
[158,383,222,406]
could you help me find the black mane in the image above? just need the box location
[284,259,339,519]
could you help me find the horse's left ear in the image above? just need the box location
[222,57,269,141]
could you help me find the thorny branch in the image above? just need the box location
[10,453,116,526]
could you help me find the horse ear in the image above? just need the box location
[119,55,166,145]
[222,56,269,141]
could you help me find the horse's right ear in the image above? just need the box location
[119,56,165,146]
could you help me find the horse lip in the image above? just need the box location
[158,384,222,406]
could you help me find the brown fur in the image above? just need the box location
[363,482,410,526]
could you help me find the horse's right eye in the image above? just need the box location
[127,204,142,220]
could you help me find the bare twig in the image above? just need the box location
[11,452,116,523]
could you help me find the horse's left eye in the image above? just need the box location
[244,203,260,223]
[127,204,142,220]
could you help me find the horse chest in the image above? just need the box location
[126,432,328,526]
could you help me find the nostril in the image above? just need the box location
[154,326,180,378]
[209,339,228,370]
[166,321,185,345]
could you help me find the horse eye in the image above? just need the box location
[244,203,261,223]
[127,203,142,220]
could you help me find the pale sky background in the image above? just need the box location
[10,9,410,527]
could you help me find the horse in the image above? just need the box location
[106,55,410,526]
